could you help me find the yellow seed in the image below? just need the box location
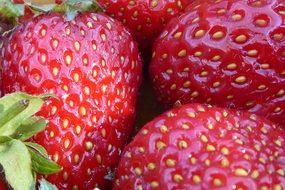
[160,125,168,133]
[234,168,248,176]
[133,10,138,17]
[273,33,284,41]
[150,181,159,188]
[74,41,80,51]
[101,34,106,41]
[274,107,282,113]
[191,91,199,98]
[247,49,258,56]
[207,123,214,130]
[221,158,229,167]
[192,175,201,184]
[85,141,93,151]
[183,81,191,88]
[235,76,247,83]
[63,171,68,181]
[178,140,188,149]
[251,170,259,179]
[49,131,54,138]
[274,139,282,147]
[96,154,102,164]
[72,185,78,190]
[195,30,206,38]
[255,19,267,27]
[147,163,156,170]
[75,125,81,135]
[170,84,177,90]
[205,159,211,166]
[156,141,166,150]
[277,169,285,176]
[134,167,142,175]
[166,159,176,167]
[173,174,183,183]
[64,139,70,149]
[227,63,237,70]
[213,81,221,88]
[193,51,202,57]
[79,106,87,116]
[182,124,190,129]
[212,55,221,61]
[138,147,145,153]
[261,63,270,69]
[235,34,247,43]
[212,31,224,39]
[174,31,182,39]
[52,39,59,49]
[274,184,282,190]
[128,0,135,5]
[192,17,200,23]
[232,14,242,21]
[188,112,196,118]
[235,139,243,145]
[65,55,72,65]
[221,147,229,155]
[200,71,208,76]
[207,144,216,151]
[40,28,46,37]
[200,135,208,143]
[74,154,79,163]
[162,53,168,59]
[87,21,93,28]
[63,119,69,128]
[213,178,222,187]
[151,0,158,7]
[279,10,285,15]
[178,49,187,57]
[217,8,226,14]
[277,89,285,96]
[190,157,197,164]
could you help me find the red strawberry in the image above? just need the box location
[97,0,193,60]
[114,103,285,189]
[0,11,142,189]
[149,0,285,126]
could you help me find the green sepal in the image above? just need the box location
[25,142,48,158]
[0,99,30,128]
[0,0,25,24]
[39,178,58,190]
[0,139,34,190]
[0,92,53,137]
[0,136,13,144]
[12,116,47,141]
[29,148,62,175]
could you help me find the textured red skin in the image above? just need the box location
[0,12,142,189]
[149,0,285,126]
[114,103,285,190]
[97,0,193,56]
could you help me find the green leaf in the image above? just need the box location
[0,99,30,128]
[0,136,12,144]
[39,179,58,190]
[29,148,62,175]
[25,142,48,158]
[0,0,25,24]
[0,92,52,137]
[0,139,34,190]
[12,116,47,141]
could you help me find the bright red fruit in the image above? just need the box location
[149,0,285,126]
[97,0,192,58]
[0,12,142,189]
[114,103,285,190]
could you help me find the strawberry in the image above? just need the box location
[97,0,193,61]
[149,0,285,126]
[0,10,142,190]
[114,103,285,189]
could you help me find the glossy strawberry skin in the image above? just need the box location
[0,12,142,190]
[97,0,192,57]
[149,0,285,126]
[114,103,285,190]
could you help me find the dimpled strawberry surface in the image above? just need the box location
[149,0,285,126]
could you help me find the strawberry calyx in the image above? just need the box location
[0,0,102,26]
[0,92,61,190]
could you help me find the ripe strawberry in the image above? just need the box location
[0,11,142,189]
[97,0,193,60]
[149,0,285,126]
[114,103,285,189]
